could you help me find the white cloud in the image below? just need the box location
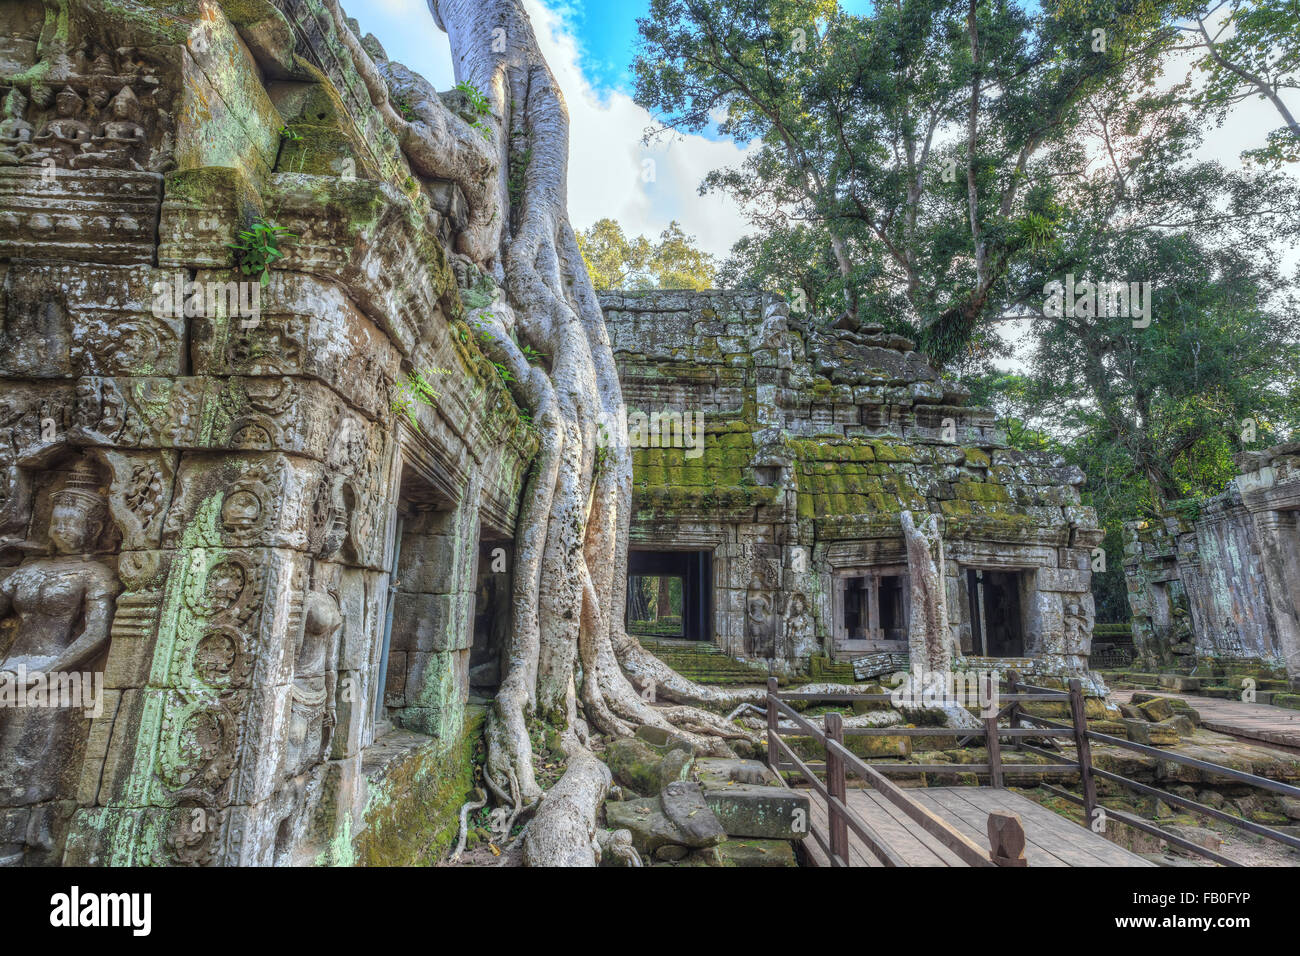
[520,0,754,261]
[351,0,755,264]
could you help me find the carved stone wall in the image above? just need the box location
[603,290,1102,677]
[0,0,533,866]
[1124,444,1300,688]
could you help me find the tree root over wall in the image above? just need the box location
[327,0,862,865]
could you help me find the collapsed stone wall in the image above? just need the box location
[1124,443,1300,688]
[603,290,1102,678]
[0,0,533,866]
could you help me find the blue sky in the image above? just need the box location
[346,1,1295,278]
[349,0,762,260]
[350,1,877,98]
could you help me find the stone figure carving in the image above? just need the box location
[283,586,340,779]
[0,89,33,164]
[74,85,147,170]
[0,462,119,805]
[785,593,813,657]
[1063,601,1087,656]
[745,570,775,658]
[21,86,90,167]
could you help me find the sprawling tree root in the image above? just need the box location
[449,787,487,862]
[323,0,795,863]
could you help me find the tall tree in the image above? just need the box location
[635,0,1182,366]
[576,218,717,290]
[323,0,768,865]
[1174,0,1300,164]
[978,82,1300,616]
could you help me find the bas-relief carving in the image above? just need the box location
[0,29,177,173]
[0,384,75,541]
[0,460,120,863]
[744,558,779,658]
[784,592,814,659]
[0,89,33,164]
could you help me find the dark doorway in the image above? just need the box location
[836,568,909,643]
[470,537,512,694]
[626,550,712,641]
[967,569,1025,657]
[878,575,906,637]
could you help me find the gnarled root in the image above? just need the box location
[521,750,610,867]
[449,787,487,862]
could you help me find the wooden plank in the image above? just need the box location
[806,791,877,867]
[1068,679,1098,821]
[917,789,1070,867]
[960,788,1133,866]
[825,740,996,866]
[858,790,970,867]
[825,712,850,863]
[842,791,954,866]
[954,789,1120,866]
[766,678,779,768]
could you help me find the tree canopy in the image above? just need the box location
[576,218,718,291]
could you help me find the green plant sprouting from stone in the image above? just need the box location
[228,219,297,287]
[391,368,451,430]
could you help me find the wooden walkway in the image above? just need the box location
[1113,690,1300,751]
[802,786,1154,867]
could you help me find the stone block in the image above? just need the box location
[0,167,163,266]
[700,784,810,841]
[1120,718,1179,747]
[604,737,692,796]
[1165,825,1223,853]
[1136,697,1176,722]
[1156,715,1195,738]
[692,757,779,788]
[606,795,725,856]
[389,592,458,652]
[694,838,798,867]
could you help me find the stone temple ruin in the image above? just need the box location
[1123,444,1300,690]
[0,0,1112,867]
[607,290,1102,683]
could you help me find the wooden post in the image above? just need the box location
[766,677,780,771]
[825,710,849,866]
[984,673,1003,789]
[1006,668,1021,730]
[1068,678,1099,823]
[987,811,1028,866]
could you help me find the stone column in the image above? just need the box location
[1247,509,1300,687]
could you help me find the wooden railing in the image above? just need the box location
[1011,677,1300,867]
[767,669,1300,868]
[764,676,1079,866]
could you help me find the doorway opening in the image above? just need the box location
[967,569,1026,657]
[470,535,512,695]
[626,550,712,641]
[836,567,910,643]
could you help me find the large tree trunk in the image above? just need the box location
[325,0,771,863]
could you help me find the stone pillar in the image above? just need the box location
[1247,509,1300,686]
